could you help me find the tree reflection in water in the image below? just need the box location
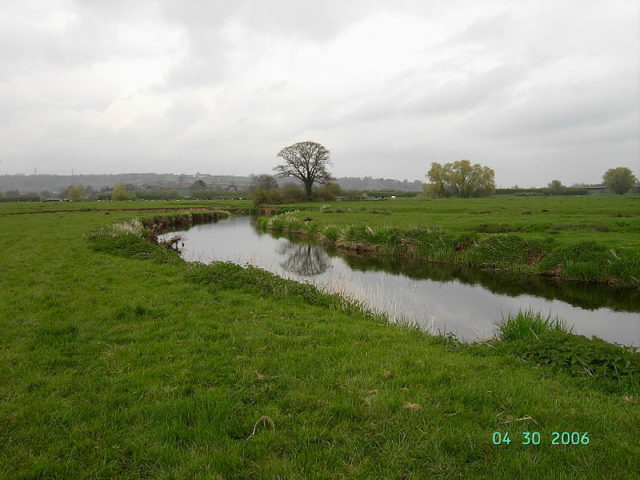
[278,243,331,277]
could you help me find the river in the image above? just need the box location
[159,216,640,346]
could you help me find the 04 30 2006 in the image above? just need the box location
[492,431,590,445]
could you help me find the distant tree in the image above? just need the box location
[548,179,564,195]
[602,167,637,195]
[84,185,96,200]
[111,183,132,201]
[425,160,495,198]
[191,179,207,190]
[280,183,306,203]
[345,190,364,201]
[66,185,86,201]
[274,141,333,200]
[250,174,279,192]
[312,183,341,201]
[135,189,182,200]
[251,187,282,207]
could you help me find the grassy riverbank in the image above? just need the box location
[259,196,640,287]
[1,201,639,479]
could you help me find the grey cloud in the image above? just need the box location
[345,64,528,124]
[406,65,528,115]
[446,12,516,46]
[0,1,175,79]
[0,0,637,186]
[157,0,388,42]
[477,75,638,140]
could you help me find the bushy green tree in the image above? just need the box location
[548,179,564,195]
[111,183,133,201]
[66,185,86,201]
[603,167,637,195]
[425,160,495,198]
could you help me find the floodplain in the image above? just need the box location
[0,196,638,479]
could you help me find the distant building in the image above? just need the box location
[583,185,609,194]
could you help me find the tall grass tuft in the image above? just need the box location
[497,309,573,341]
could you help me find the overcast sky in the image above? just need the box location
[0,0,638,186]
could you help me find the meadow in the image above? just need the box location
[0,198,638,479]
[262,195,640,287]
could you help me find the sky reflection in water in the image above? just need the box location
[160,216,640,346]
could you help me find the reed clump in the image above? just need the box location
[496,309,573,341]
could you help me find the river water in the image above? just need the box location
[160,216,640,346]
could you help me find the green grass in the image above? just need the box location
[496,310,574,341]
[261,196,640,286]
[1,200,639,479]
[467,310,640,395]
[287,196,640,247]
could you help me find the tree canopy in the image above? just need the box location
[111,183,132,201]
[250,174,279,192]
[274,141,333,199]
[548,179,564,195]
[190,179,207,190]
[66,185,86,201]
[425,160,495,198]
[602,167,637,195]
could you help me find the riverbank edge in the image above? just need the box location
[255,214,640,289]
[84,211,640,395]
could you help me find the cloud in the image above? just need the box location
[0,0,637,185]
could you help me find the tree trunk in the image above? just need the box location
[304,181,313,200]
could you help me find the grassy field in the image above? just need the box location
[0,199,253,214]
[1,199,639,479]
[261,196,640,286]
[281,196,640,248]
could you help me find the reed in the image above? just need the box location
[496,309,573,341]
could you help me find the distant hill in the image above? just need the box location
[0,173,424,195]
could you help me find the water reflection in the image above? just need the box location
[319,243,640,313]
[159,216,640,346]
[279,244,331,277]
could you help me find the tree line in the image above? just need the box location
[1,140,637,201]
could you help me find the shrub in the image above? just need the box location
[251,187,281,207]
[312,183,341,201]
[280,183,306,203]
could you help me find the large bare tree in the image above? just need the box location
[274,141,333,200]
